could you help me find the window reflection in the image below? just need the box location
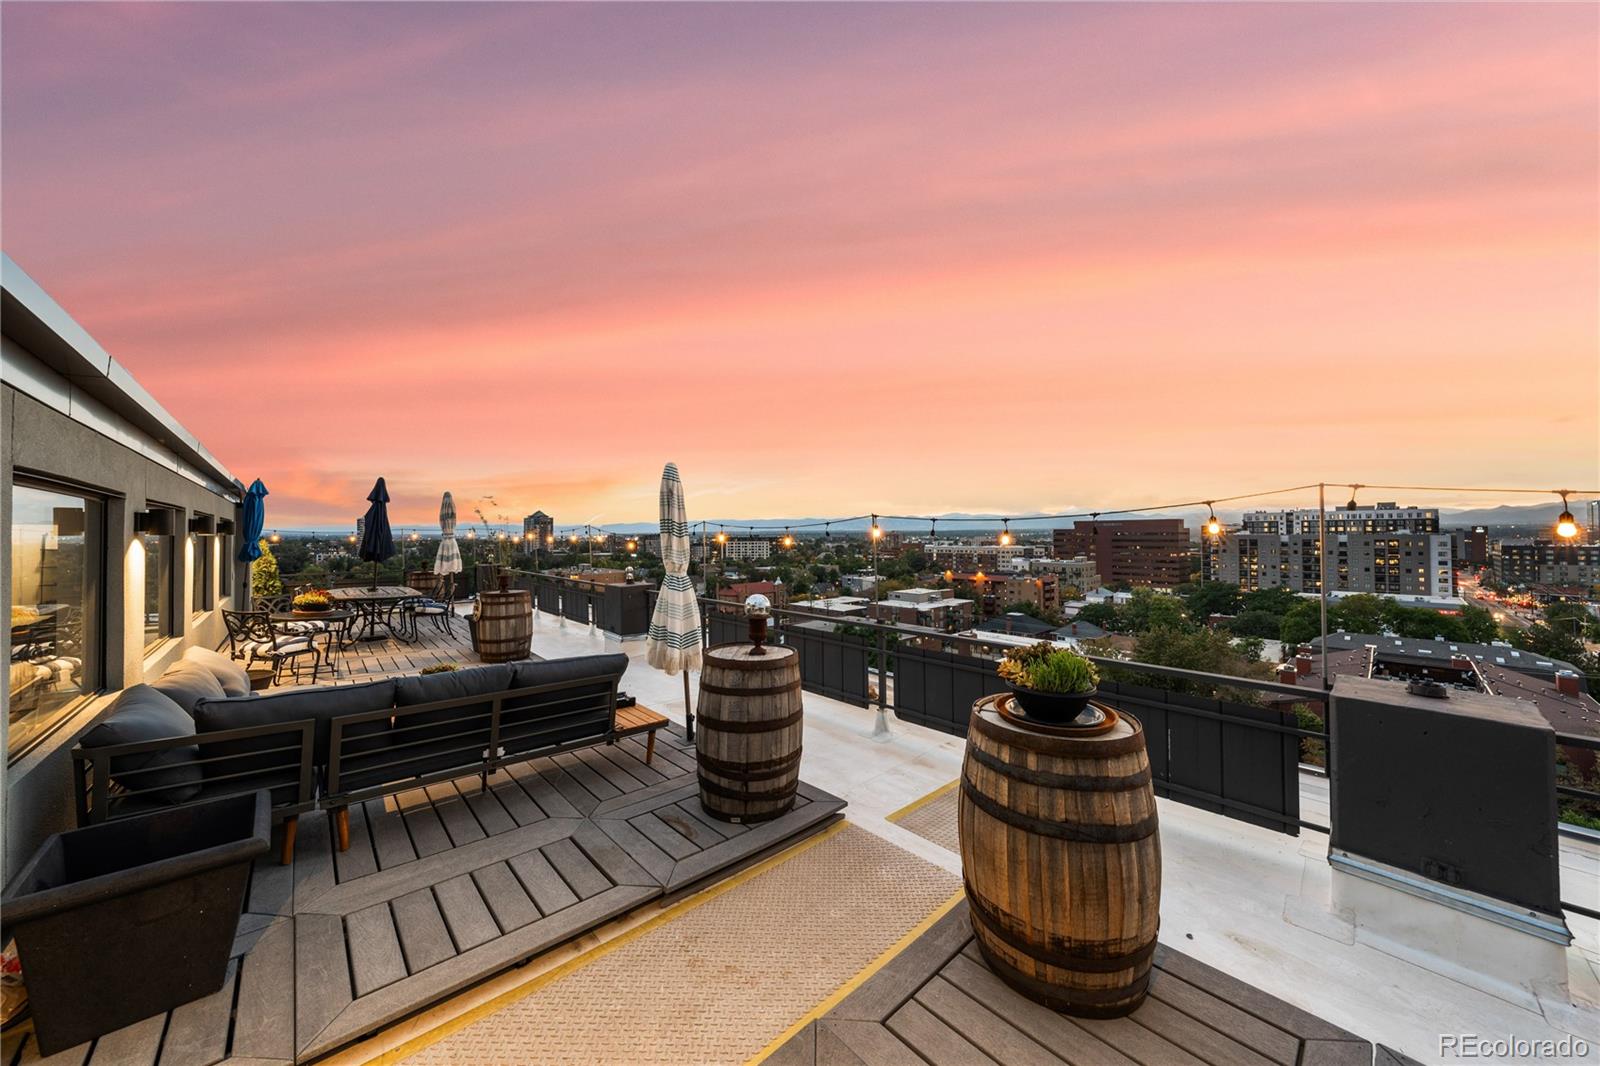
[9,483,102,755]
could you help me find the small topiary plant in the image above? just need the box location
[419,663,460,675]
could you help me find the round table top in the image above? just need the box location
[706,642,797,665]
[271,609,354,622]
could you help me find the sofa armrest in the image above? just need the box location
[72,719,315,825]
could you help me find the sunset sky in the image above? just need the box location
[3,3,1596,528]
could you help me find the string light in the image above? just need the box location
[1346,484,1362,509]
[1555,491,1579,540]
[1204,503,1222,539]
[716,526,727,544]
[626,538,637,552]
[998,519,1012,547]
[781,527,794,549]
[269,530,281,543]
[467,529,476,540]
[870,514,883,540]
[569,534,578,544]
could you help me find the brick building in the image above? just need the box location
[1051,519,1191,588]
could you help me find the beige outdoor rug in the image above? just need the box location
[396,822,961,1066]
[887,780,961,854]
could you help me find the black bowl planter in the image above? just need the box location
[293,602,333,613]
[1010,686,1098,725]
[1,791,270,1054]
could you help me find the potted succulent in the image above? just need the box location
[997,642,1100,723]
[291,587,333,613]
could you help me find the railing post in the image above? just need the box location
[871,628,892,741]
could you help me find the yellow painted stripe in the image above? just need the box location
[744,887,966,1066]
[884,778,959,825]
[360,818,852,1066]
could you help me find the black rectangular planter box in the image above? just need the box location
[1,791,270,1054]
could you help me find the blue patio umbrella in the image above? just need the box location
[358,477,395,590]
[237,479,268,563]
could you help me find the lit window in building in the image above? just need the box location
[9,482,104,756]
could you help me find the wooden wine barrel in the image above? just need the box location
[696,643,802,823]
[475,589,532,663]
[958,693,1161,1018]
[407,571,441,598]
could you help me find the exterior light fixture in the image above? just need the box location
[1555,491,1578,540]
[349,534,358,544]
[546,534,554,545]
[782,528,794,549]
[569,534,579,544]
[268,529,281,544]
[1346,484,1361,509]
[1204,504,1221,538]
[999,520,1012,547]
[870,520,883,541]
[133,510,174,536]
[410,531,419,542]
[627,539,638,552]
[716,529,727,544]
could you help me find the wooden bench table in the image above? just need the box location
[614,703,670,764]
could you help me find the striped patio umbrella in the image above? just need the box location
[434,492,462,578]
[646,462,704,739]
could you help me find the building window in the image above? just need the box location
[192,517,213,614]
[144,507,176,646]
[9,481,104,758]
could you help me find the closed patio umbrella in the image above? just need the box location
[645,462,704,740]
[434,491,462,586]
[236,479,267,563]
[358,477,395,590]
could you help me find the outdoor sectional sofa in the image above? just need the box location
[71,647,630,864]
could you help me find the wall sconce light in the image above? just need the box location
[189,514,217,535]
[216,518,236,535]
[133,510,174,536]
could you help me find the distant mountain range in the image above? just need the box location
[1435,502,1585,529]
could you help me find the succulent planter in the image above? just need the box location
[1,792,270,1054]
[1009,685,1098,724]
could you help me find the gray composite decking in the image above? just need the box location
[765,901,1409,1066]
[4,729,845,1066]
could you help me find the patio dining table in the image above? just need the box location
[326,585,420,643]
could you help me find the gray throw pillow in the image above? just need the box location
[182,645,251,697]
[151,660,227,715]
[80,685,202,803]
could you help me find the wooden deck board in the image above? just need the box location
[20,730,847,1066]
[781,902,1376,1066]
[391,886,458,974]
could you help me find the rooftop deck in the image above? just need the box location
[7,608,1597,1064]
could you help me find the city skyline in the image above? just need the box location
[3,2,1596,526]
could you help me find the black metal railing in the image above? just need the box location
[691,593,1326,837]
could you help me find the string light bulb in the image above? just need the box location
[269,530,281,543]
[627,539,637,552]
[1346,484,1362,509]
[999,520,1012,547]
[1555,491,1579,540]
[870,515,883,540]
[467,530,476,540]
[569,534,579,544]
[716,528,727,544]
[546,534,554,545]
[1204,504,1222,539]
[410,531,419,542]
[782,527,794,549]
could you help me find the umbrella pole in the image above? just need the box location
[683,671,695,743]
[370,560,378,591]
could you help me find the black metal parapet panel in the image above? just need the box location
[1329,675,1562,918]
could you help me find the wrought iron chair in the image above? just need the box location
[402,575,455,637]
[222,609,321,683]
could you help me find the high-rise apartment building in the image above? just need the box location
[1051,519,1191,588]
[523,511,554,542]
[1205,530,1454,598]
[1495,541,1600,588]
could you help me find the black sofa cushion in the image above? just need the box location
[368,666,515,790]
[194,678,396,769]
[151,661,227,715]
[500,654,627,757]
[182,646,252,697]
[80,686,202,804]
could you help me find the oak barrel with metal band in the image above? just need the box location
[696,643,802,823]
[958,692,1161,1017]
[475,589,532,663]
